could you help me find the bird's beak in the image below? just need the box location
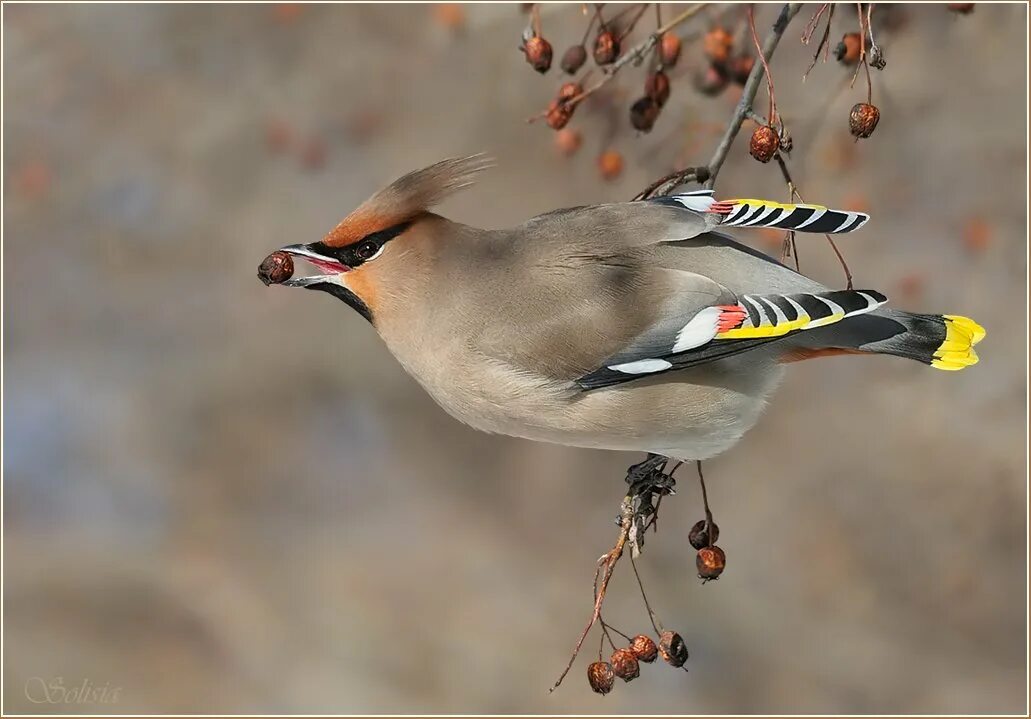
[278,244,349,288]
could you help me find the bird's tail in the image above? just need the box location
[784,310,985,370]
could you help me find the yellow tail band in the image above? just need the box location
[930,315,986,370]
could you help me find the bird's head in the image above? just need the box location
[267,155,491,323]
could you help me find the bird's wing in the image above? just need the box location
[651,190,870,234]
[576,277,888,391]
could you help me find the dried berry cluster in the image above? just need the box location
[586,631,689,695]
[694,26,755,97]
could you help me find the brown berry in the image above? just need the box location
[524,35,553,73]
[300,137,327,170]
[694,64,728,96]
[554,128,582,156]
[696,545,726,580]
[688,520,720,550]
[558,81,582,103]
[258,251,294,285]
[593,29,620,65]
[561,44,587,74]
[587,661,615,694]
[849,102,880,139]
[658,32,682,67]
[545,100,572,130]
[629,96,661,132]
[728,55,755,85]
[644,71,671,107]
[948,3,974,13]
[834,32,861,64]
[610,648,641,682]
[630,634,658,663]
[597,150,624,181]
[703,27,733,65]
[658,630,689,667]
[749,125,780,163]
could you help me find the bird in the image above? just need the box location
[261,155,984,463]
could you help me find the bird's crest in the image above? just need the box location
[322,155,493,247]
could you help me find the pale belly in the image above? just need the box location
[411,357,786,461]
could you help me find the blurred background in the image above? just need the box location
[3,2,1027,714]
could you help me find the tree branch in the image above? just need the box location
[704,3,802,189]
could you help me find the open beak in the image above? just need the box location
[278,244,349,287]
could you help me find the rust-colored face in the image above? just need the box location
[276,220,412,323]
[265,155,490,322]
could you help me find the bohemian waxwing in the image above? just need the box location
[263,156,985,461]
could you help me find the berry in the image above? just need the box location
[630,634,658,663]
[658,630,689,667]
[558,81,582,102]
[688,519,719,550]
[610,648,641,682]
[545,100,572,130]
[593,29,620,65]
[645,71,671,107]
[834,32,861,64]
[629,96,661,132]
[694,64,728,96]
[659,32,682,67]
[561,44,587,74]
[555,128,582,156]
[948,3,975,13]
[849,102,880,138]
[703,27,733,65]
[696,545,726,580]
[524,35,553,73]
[597,150,624,181]
[587,661,615,694]
[258,251,294,285]
[749,125,780,163]
[728,55,755,85]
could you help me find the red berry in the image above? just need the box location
[630,634,658,663]
[561,44,587,74]
[749,125,780,162]
[587,661,615,694]
[524,35,553,73]
[258,251,294,285]
[610,648,641,682]
[849,102,880,138]
[593,29,620,65]
[696,545,726,580]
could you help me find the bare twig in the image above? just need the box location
[705,3,802,188]
[550,494,634,692]
[773,152,854,288]
[802,3,835,82]
[747,4,778,125]
[631,165,710,201]
[630,553,664,636]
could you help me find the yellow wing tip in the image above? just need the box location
[931,315,985,370]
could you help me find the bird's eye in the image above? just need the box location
[354,241,379,261]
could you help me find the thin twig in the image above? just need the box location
[773,152,854,287]
[630,553,663,636]
[631,165,709,201]
[802,3,835,82]
[705,3,802,188]
[550,495,634,692]
[747,4,778,125]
